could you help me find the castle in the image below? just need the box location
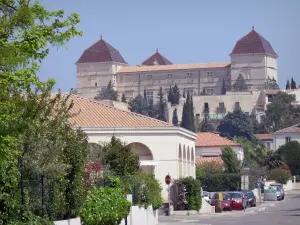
[76,27,279,121]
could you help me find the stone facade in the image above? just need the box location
[76,28,278,118]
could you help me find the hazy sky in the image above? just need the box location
[38,0,300,92]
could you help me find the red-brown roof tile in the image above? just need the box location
[255,133,273,140]
[77,39,127,64]
[195,156,223,166]
[68,95,172,127]
[231,27,277,56]
[142,50,172,66]
[195,132,240,147]
[275,124,300,134]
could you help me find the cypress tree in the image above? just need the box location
[181,102,188,129]
[172,84,180,104]
[291,77,297,89]
[172,108,179,126]
[121,93,127,103]
[156,87,167,121]
[168,85,172,103]
[183,89,186,98]
[286,79,290,90]
[221,78,226,95]
[144,88,147,100]
[190,95,195,132]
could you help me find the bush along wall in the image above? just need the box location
[197,173,241,192]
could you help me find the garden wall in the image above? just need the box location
[120,205,158,225]
[53,217,81,225]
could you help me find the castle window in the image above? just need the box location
[167,74,172,77]
[206,72,214,82]
[187,73,192,76]
[146,91,153,100]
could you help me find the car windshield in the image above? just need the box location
[276,186,281,191]
[228,192,242,198]
[223,194,231,201]
[203,191,208,197]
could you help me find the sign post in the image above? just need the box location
[165,174,171,216]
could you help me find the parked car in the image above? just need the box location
[227,191,247,210]
[202,191,210,203]
[270,184,284,200]
[211,192,232,211]
[242,190,256,207]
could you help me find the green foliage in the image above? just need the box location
[103,136,140,177]
[122,173,164,210]
[128,94,148,116]
[200,115,214,132]
[95,80,118,101]
[291,77,297,89]
[221,146,241,174]
[196,161,223,177]
[221,78,226,95]
[121,93,127,103]
[264,76,279,90]
[181,93,195,132]
[197,173,241,192]
[175,177,202,211]
[218,109,256,142]
[267,168,291,184]
[172,108,179,126]
[80,178,131,225]
[262,92,300,132]
[277,141,300,175]
[168,84,180,104]
[286,79,290,89]
[232,74,248,91]
[156,87,167,121]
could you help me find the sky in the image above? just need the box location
[38,0,300,92]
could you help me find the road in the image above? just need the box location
[159,193,300,225]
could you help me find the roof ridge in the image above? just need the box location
[70,94,172,126]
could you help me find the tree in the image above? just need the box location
[277,141,300,176]
[144,88,147,100]
[264,76,279,90]
[262,92,300,132]
[221,146,240,174]
[232,74,248,91]
[200,115,214,132]
[0,1,82,223]
[180,93,194,131]
[196,160,224,176]
[128,94,148,116]
[70,88,78,94]
[168,85,172,103]
[291,77,297,89]
[103,136,140,177]
[217,109,256,142]
[172,108,179,126]
[267,168,291,184]
[190,95,195,132]
[147,98,156,118]
[221,78,226,95]
[286,79,290,89]
[94,80,118,101]
[156,87,167,121]
[121,93,127,103]
[172,84,180,104]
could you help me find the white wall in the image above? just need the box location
[273,133,300,150]
[120,206,158,225]
[80,127,196,201]
[195,146,244,161]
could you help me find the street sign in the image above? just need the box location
[165,174,171,185]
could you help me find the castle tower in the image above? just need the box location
[230,27,278,90]
[141,49,173,66]
[76,36,127,99]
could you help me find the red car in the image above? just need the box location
[227,191,247,210]
[211,192,232,211]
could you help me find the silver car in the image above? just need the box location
[270,184,284,200]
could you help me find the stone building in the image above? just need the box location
[76,27,278,119]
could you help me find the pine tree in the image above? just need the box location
[172,108,179,126]
[291,77,297,89]
[156,87,167,121]
[232,74,248,91]
[286,79,290,90]
[172,84,180,104]
[95,80,118,101]
[168,85,172,103]
[121,93,127,103]
[221,78,226,95]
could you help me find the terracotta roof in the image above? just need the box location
[68,95,172,127]
[195,156,223,166]
[231,27,277,56]
[195,132,240,147]
[255,133,273,140]
[142,50,172,66]
[118,62,230,73]
[275,124,300,134]
[77,38,127,64]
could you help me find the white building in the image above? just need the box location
[195,132,244,161]
[68,94,196,200]
[272,124,300,150]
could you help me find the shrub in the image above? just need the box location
[173,177,202,211]
[80,177,131,225]
[267,168,291,184]
[277,141,300,175]
[122,173,164,210]
[197,173,241,192]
